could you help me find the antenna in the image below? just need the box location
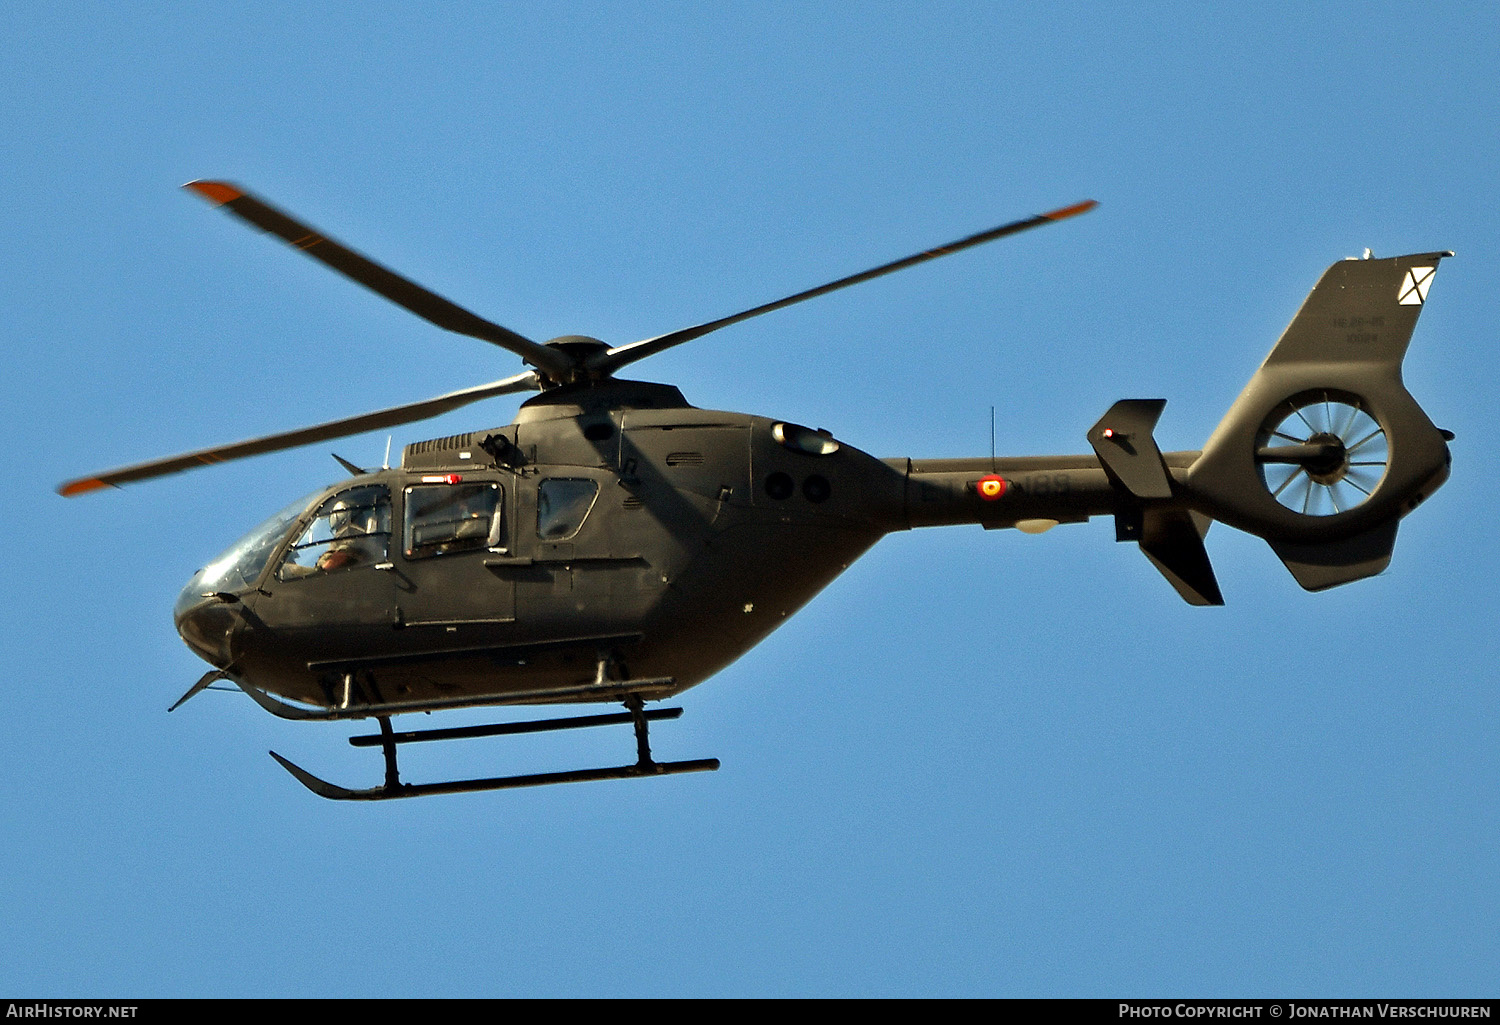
[990,406,996,472]
[383,435,393,470]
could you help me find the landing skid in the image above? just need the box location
[269,696,719,801]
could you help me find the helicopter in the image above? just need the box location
[59,182,1454,800]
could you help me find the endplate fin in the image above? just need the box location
[1089,399,1173,500]
[1140,510,1223,606]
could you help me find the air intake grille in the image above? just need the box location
[404,433,477,458]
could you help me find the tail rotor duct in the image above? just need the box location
[1256,390,1389,518]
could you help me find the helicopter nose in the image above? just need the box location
[175,595,240,669]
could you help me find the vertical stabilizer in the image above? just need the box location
[1185,252,1452,589]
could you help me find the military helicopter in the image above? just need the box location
[59,182,1454,800]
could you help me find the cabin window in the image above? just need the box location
[278,485,391,580]
[772,422,840,456]
[537,478,599,540]
[404,482,504,558]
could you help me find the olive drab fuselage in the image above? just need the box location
[176,378,1124,713]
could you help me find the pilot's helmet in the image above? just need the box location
[328,499,358,535]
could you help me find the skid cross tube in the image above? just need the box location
[348,707,683,747]
[270,699,718,801]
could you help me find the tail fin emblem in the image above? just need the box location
[1398,266,1436,305]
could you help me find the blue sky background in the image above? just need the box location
[3,2,1498,997]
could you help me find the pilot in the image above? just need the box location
[315,498,383,571]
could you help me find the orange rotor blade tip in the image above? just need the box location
[57,477,109,498]
[1043,199,1099,221]
[183,180,243,206]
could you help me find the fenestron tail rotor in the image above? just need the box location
[1255,391,1390,518]
[58,184,1096,496]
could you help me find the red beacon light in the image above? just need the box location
[977,474,1007,501]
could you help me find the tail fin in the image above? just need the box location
[1087,399,1225,605]
[1185,251,1453,590]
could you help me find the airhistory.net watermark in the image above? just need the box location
[5,1006,137,1018]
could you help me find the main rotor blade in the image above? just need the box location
[586,199,1098,378]
[183,181,574,381]
[57,371,540,496]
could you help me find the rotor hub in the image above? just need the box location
[1301,432,1349,484]
[543,335,610,359]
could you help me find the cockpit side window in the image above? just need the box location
[404,482,504,558]
[537,479,599,540]
[278,484,391,581]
